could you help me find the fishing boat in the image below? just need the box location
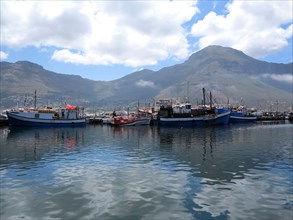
[158,89,230,126]
[136,111,152,125]
[6,90,86,127]
[158,103,230,126]
[110,110,151,126]
[229,106,257,123]
[7,105,86,127]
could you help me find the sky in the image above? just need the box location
[0,0,292,81]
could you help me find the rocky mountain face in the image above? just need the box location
[1,46,292,111]
[0,61,99,108]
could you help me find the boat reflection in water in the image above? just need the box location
[3,127,86,163]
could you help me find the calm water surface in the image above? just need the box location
[0,122,292,220]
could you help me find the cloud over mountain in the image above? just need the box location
[135,80,155,88]
[261,74,293,83]
[191,1,293,59]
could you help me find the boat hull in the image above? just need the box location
[230,115,257,123]
[7,112,86,127]
[111,118,151,126]
[133,118,151,126]
[159,111,230,126]
[111,120,136,127]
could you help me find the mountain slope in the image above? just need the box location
[0,61,101,107]
[102,45,292,106]
[1,46,292,110]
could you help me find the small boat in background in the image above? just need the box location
[110,110,136,126]
[7,104,86,127]
[230,106,257,123]
[136,110,152,125]
[86,112,112,125]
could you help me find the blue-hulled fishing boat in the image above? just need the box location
[229,106,257,123]
[158,88,230,126]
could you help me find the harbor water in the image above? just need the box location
[0,122,292,219]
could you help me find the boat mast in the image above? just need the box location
[210,91,212,109]
[187,81,190,102]
[34,90,37,110]
[202,88,206,108]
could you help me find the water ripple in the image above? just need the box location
[0,124,292,220]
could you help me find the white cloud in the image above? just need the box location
[0,1,91,48]
[135,80,155,88]
[261,74,293,83]
[1,0,198,67]
[0,51,8,59]
[191,1,293,59]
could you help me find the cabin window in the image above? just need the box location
[35,113,39,118]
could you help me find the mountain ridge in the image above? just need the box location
[1,45,292,110]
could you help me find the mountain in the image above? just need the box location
[1,46,292,111]
[0,61,101,108]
